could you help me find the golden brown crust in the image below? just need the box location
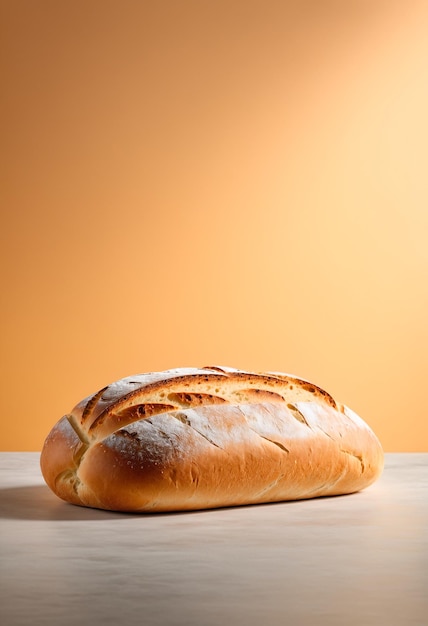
[40,366,384,512]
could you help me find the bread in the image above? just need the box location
[40,366,384,512]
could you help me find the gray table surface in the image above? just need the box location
[1,453,427,626]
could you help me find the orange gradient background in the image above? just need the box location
[1,1,428,451]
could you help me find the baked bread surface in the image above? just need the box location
[40,366,384,512]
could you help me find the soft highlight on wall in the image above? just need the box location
[1,0,427,451]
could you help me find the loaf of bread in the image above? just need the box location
[40,366,384,512]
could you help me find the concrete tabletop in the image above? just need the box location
[1,452,427,626]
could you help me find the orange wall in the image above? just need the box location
[1,1,428,451]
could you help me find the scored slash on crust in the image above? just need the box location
[73,366,339,444]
